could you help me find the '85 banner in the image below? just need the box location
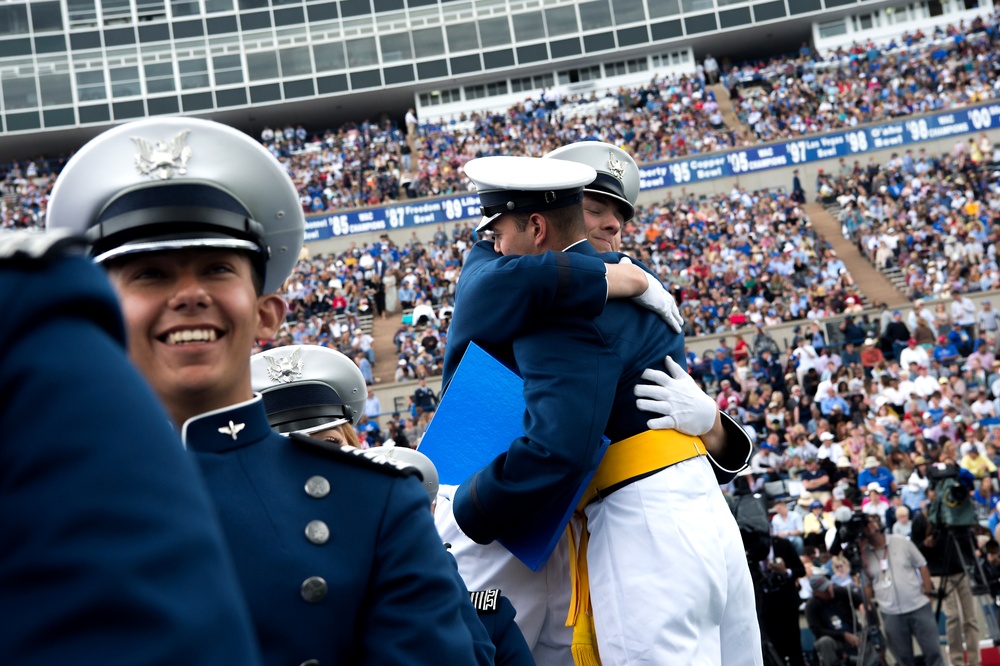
[305,102,1000,241]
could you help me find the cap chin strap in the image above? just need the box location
[277,415,350,435]
[94,238,263,265]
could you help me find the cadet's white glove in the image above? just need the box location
[634,356,718,436]
[620,256,683,333]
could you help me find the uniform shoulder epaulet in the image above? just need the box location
[0,229,89,265]
[289,433,420,479]
[469,589,501,614]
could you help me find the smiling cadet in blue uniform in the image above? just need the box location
[0,231,261,665]
[251,344,535,666]
[450,154,761,666]
[46,117,478,666]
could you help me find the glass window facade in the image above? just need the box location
[380,32,412,61]
[446,22,478,52]
[478,17,510,47]
[578,0,612,29]
[346,37,378,67]
[0,0,944,133]
[313,42,346,70]
[611,0,645,23]
[545,6,578,35]
[31,3,63,32]
[412,26,444,57]
[512,12,544,40]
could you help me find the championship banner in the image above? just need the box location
[418,342,609,571]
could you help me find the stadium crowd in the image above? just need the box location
[729,14,1000,142]
[818,138,1000,304]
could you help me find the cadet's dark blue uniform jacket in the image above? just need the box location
[0,254,261,664]
[442,240,609,386]
[183,397,479,666]
[446,241,747,545]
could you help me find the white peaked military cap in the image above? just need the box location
[378,446,439,504]
[545,141,640,221]
[464,155,596,232]
[250,345,367,434]
[46,117,303,294]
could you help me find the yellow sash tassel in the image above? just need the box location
[566,517,601,666]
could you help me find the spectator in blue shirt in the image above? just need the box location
[354,351,374,384]
[857,455,897,496]
[819,385,851,417]
[933,336,959,364]
[946,322,973,356]
[398,285,417,311]
[685,347,698,367]
[973,476,1000,523]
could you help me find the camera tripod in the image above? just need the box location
[851,579,889,666]
[934,526,1000,646]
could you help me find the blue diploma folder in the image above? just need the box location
[419,342,609,571]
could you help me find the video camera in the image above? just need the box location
[833,509,871,571]
[928,462,978,528]
[927,462,992,596]
[836,510,868,545]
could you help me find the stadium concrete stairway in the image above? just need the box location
[879,265,910,292]
[370,311,401,384]
[710,84,750,142]
[803,202,908,308]
[820,202,914,295]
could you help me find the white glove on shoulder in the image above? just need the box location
[634,356,718,436]
[619,256,683,334]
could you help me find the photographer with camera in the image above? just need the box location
[805,574,876,666]
[912,463,983,666]
[730,472,806,666]
[760,534,808,666]
[858,513,945,666]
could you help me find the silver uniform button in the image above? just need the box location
[305,520,330,545]
[305,475,330,498]
[301,576,328,603]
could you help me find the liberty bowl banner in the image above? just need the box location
[303,102,1000,241]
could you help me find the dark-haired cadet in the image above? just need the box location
[47,117,479,666]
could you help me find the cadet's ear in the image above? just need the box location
[256,294,286,339]
[528,212,548,248]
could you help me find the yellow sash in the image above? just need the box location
[566,429,708,666]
